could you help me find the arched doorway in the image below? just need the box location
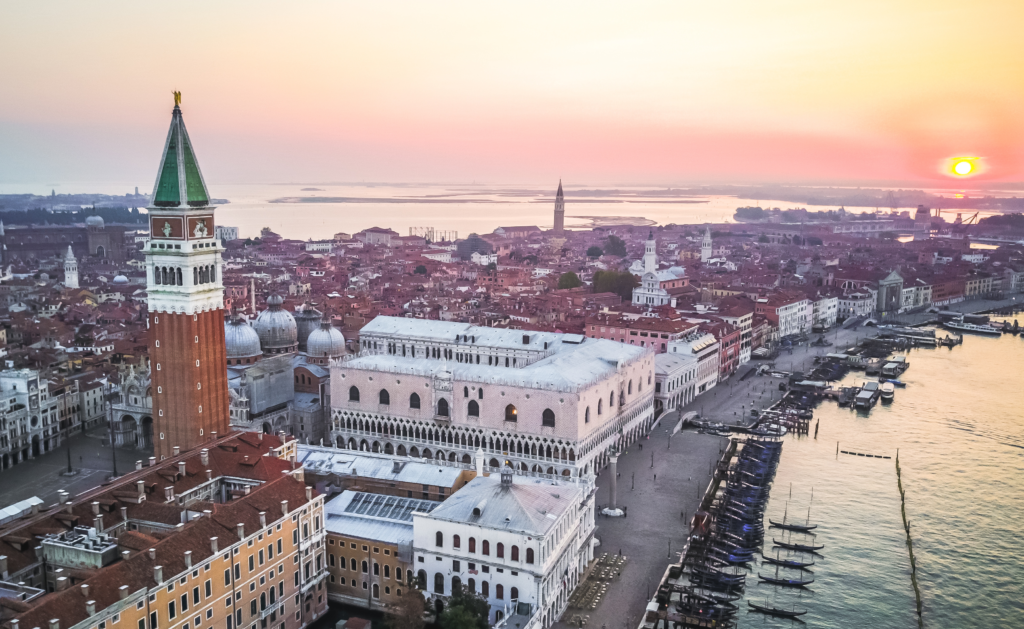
[140,417,154,449]
[31,435,40,458]
[95,245,105,258]
[262,422,272,434]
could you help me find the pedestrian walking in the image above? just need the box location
[639,443,643,451]
[654,474,657,481]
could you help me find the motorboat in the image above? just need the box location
[880,382,895,402]
[944,317,1001,336]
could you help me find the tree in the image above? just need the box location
[558,272,582,289]
[385,591,426,629]
[592,270,639,301]
[486,262,497,271]
[438,591,490,629]
[414,265,428,275]
[758,234,769,243]
[586,245,604,258]
[604,235,627,257]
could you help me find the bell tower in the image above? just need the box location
[63,245,79,290]
[553,180,565,235]
[145,95,229,459]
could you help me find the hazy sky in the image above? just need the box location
[2,1,1022,188]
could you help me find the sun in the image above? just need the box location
[944,156,982,178]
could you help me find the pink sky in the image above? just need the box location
[2,1,1022,187]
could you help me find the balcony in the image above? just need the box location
[259,601,282,620]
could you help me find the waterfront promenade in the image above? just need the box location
[554,294,1022,629]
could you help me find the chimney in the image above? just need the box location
[243,485,251,495]
[258,432,263,442]
[210,537,219,553]
[236,523,245,539]
[164,487,174,502]
[93,516,103,531]
[31,503,39,515]
[0,555,7,579]
[205,470,212,481]
[203,509,212,518]
[137,480,146,497]
[91,502,100,515]
[200,449,209,466]
[121,506,128,521]
[153,566,163,584]
[184,551,192,569]
[172,446,180,456]
[392,461,402,473]
[55,575,68,591]
[86,601,96,616]
[135,460,143,471]
[211,431,217,440]
[305,486,312,501]
[80,584,89,598]
[121,551,130,561]
[259,512,266,528]
[178,461,186,477]
[49,620,60,629]
[148,456,156,467]
[10,620,17,629]
[475,449,485,476]
[281,500,289,516]
[242,455,249,464]
[119,585,129,600]
[148,548,156,560]
[58,491,68,505]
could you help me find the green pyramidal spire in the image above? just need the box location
[151,97,210,208]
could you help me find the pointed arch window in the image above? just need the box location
[379,389,390,405]
[464,386,469,398]
[409,393,421,409]
[468,400,480,417]
[585,407,590,423]
[349,386,360,402]
[505,404,517,422]
[437,398,450,417]
[542,409,555,428]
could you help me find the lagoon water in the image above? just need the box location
[741,326,1024,628]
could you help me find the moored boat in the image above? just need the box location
[762,555,815,569]
[747,600,808,617]
[758,573,815,587]
[880,382,895,401]
[773,539,824,552]
[769,519,817,532]
[944,317,1001,336]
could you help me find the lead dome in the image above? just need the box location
[253,293,298,354]
[225,316,262,364]
[306,320,346,364]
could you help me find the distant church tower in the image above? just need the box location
[63,245,79,289]
[644,230,657,274]
[701,226,713,263]
[146,95,230,459]
[553,180,565,235]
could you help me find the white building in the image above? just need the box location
[305,240,334,253]
[412,466,594,628]
[809,294,838,330]
[63,245,79,290]
[666,332,719,396]
[215,225,239,241]
[471,251,499,266]
[632,232,681,308]
[654,352,699,416]
[838,290,875,320]
[331,317,655,478]
[423,250,453,263]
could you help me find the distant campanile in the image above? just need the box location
[553,180,565,235]
[145,95,230,459]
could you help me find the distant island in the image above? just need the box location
[300,187,324,191]
[0,192,229,226]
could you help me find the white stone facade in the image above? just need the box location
[667,333,719,396]
[412,471,594,628]
[330,318,655,478]
[654,352,699,415]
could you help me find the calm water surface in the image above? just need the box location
[741,327,1024,629]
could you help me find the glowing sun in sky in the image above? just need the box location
[944,156,982,178]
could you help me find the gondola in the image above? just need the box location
[762,555,814,569]
[773,539,824,552]
[747,600,808,618]
[769,519,818,532]
[758,573,815,587]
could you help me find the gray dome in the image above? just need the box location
[254,293,297,353]
[294,306,322,352]
[225,317,262,360]
[306,321,346,359]
[112,274,129,284]
[85,215,105,228]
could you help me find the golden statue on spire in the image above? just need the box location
[173,91,182,106]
